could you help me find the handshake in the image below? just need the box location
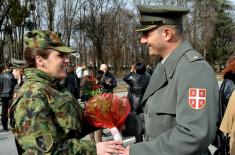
[104,112,144,147]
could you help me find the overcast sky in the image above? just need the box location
[230,0,235,5]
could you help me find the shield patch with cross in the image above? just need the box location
[188,88,206,109]
[35,133,53,153]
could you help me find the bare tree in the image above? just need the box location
[46,0,56,31]
[59,0,80,46]
[74,0,124,67]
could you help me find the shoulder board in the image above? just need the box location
[185,50,204,62]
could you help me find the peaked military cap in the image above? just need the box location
[11,58,26,68]
[136,5,190,32]
[24,30,75,53]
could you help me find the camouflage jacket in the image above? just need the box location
[12,68,96,155]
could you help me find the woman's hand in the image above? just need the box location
[96,140,124,155]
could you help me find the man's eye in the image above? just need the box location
[142,32,149,37]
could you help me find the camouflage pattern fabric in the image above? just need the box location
[12,68,96,155]
[24,30,75,53]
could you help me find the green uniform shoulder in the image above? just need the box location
[184,50,204,63]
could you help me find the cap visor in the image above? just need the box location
[135,25,158,32]
[11,58,26,65]
[54,46,76,53]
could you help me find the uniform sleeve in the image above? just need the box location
[130,61,219,155]
[14,96,96,155]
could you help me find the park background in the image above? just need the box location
[0,0,235,75]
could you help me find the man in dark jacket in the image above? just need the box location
[123,62,150,143]
[100,64,117,93]
[64,66,80,99]
[123,63,150,113]
[0,63,16,131]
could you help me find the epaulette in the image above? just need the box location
[185,50,204,62]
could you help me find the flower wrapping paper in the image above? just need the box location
[84,93,131,129]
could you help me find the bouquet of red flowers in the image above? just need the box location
[84,93,131,141]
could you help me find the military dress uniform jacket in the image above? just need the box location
[12,68,96,155]
[130,41,219,155]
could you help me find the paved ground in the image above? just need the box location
[0,126,18,155]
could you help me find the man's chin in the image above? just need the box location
[148,51,156,56]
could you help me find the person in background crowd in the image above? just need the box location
[213,55,235,153]
[88,61,96,77]
[11,29,123,154]
[76,64,83,79]
[64,65,80,99]
[121,5,219,155]
[219,56,235,116]
[11,59,25,98]
[0,63,16,132]
[123,62,150,143]
[10,59,25,128]
[96,70,105,87]
[123,63,150,114]
[80,69,93,102]
[100,64,117,93]
[75,64,83,98]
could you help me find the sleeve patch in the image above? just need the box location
[188,88,206,109]
[36,133,53,153]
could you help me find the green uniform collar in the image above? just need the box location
[24,68,58,87]
[163,41,193,78]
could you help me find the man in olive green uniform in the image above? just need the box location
[121,5,219,155]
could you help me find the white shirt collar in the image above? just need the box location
[161,53,171,64]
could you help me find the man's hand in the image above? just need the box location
[130,64,135,73]
[120,145,130,155]
[96,141,124,155]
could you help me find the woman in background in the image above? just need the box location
[214,56,235,153]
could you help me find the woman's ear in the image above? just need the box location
[35,55,46,67]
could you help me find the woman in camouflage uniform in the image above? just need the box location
[11,30,123,155]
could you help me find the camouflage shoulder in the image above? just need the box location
[18,81,48,99]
